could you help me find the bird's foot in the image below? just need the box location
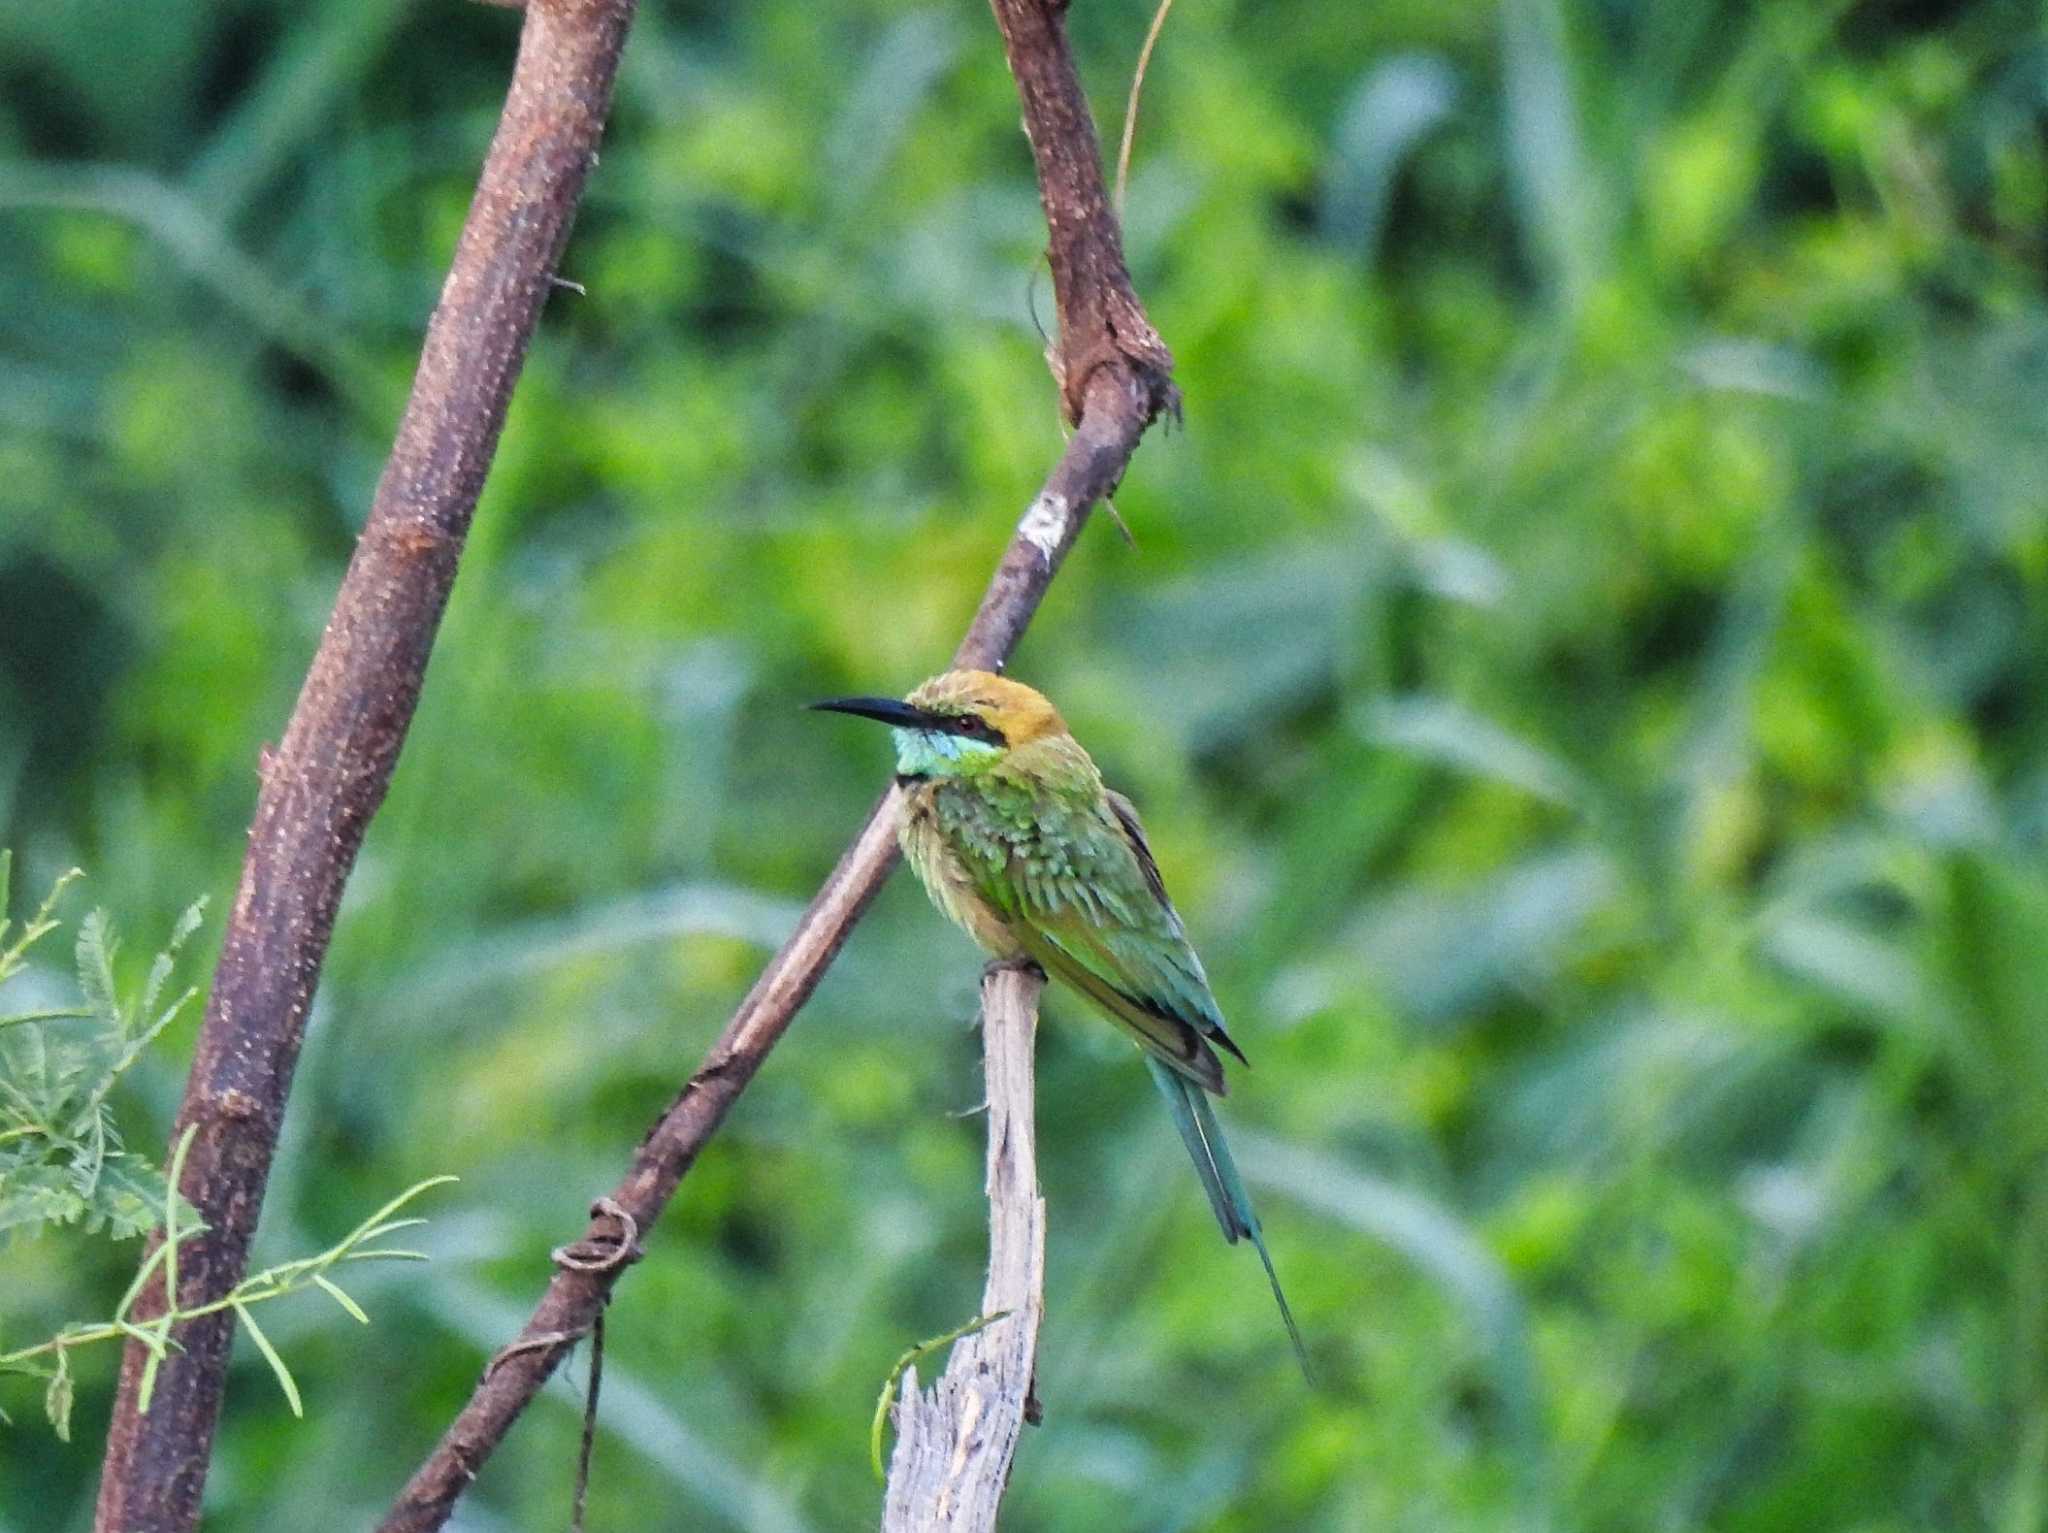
[981,956,1044,983]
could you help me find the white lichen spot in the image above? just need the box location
[1017,492,1070,565]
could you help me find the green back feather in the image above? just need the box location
[936,774,1236,1089]
[923,764,1308,1375]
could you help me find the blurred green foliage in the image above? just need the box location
[4,0,2048,1528]
[0,863,455,1446]
[0,858,202,1247]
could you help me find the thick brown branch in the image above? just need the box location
[92,3,638,1530]
[881,964,1047,1530]
[375,3,1174,1526]
[988,0,1175,425]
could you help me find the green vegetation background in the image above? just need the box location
[5,0,2048,1528]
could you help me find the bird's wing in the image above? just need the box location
[966,787,1243,1093]
[1096,790,1247,1066]
[1104,789,1172,905]
[1007,917,1228,1093]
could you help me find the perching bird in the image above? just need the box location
[813,668,1307,1371]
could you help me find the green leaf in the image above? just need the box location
[43,1350,72,1442]
[114,1320,172,1358]
[1367,695,1586,809]
[0,865,81,980]
[1501,0,1609,302]
[0,1164,88,1238]
[1323,54,1458,257]
[84,987,200,1123]
[0,1066,50,1133]
[115,1227,181,1320]
[353,1217,429,1244]
[230,1301,301,1418]
[136,896,207,1033]
[89,1155,186,1241]
[311,1274,369,1325]
[74,908,119,1028]
[137,1348,162,1416]
[335,1174,459,1251]
[160,1125,196,1304]
[0,1007,93,1031]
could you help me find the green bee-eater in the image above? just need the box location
[814,669,1307,1371]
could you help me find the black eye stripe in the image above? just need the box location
[941,714,1004,744]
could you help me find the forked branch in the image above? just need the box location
[375,3,1173,1527]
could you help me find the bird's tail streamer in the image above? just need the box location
[1145,1057,1312,1379]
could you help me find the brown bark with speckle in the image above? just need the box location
[374,3,1174,1529]
[989,0,1176,425]
[92,3,638,1530]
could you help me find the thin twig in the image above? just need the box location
[880,965,1047,1530]
[92,3,639,1530]
[1115,0,1178,216]
[569,1312,603,1533]
[869,1309,1012,1481]
[372,3,1174,1528]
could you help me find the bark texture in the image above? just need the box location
[987,0,1175,425]
[881,965,1048,1531]
[92,3,638,1529]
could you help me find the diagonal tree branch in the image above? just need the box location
[93,3,640,1529]
[881,963,1048,1530]
[989,0,1175,426]
[374,3,1175,1528]
[373,365,1163,1533]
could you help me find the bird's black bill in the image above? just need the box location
[807,696,943,730]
